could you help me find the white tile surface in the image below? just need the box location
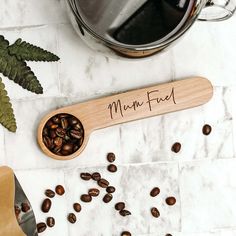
[180,159,236,232]
[172,15,236,87]
[0,0,68,28]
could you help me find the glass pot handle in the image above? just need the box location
[198,0,236,21]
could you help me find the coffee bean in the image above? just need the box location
[73,123,82,131]
[50,124,58,129]
[81,194,92,202]
[150,187,160,197]
[14,205,21,217]
[88,188,100,197]
[61,118,68,129]
[98,178,109,188]
[62,143,73,153]
[202,124,212,135]
[45,189,55,198]
[55,127,66,138]
[70,130,82,139]
[49,130,57,139]
[43,127,49,136]
[107,164,117,173]
[73,203,82,213]
[115,202,125,211]
[103,193,113,203]
[80,173,91,181]
[37,223,47,233]
[171,142,181,153]
[58,114,69,118]
[107,152,116,162]
[46,217,55,227]
[92,172,101,181]
[41,199,52,213]
[68,213,76,224]
[166,196,176,206]
[21,202,30,212]
[151,207,160,218]
[55,185,65,196]
[69,117,79,126]
[54,137,63,147]
[121,231,131,236]
[52,116,60,124]
[119,209,131,216]
[165,234,172,236]
[43,136,53,149]
[106,186,116,193]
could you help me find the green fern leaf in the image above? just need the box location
[8,38,60,62]
[0,78,17,132]
[0,48,43,94]
[0,35,10,49]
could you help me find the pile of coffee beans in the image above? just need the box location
[42,113,84,156]
[14,201,31,222]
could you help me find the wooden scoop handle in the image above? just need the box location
[72,77,213,131]
[0,166,26,236]
[38,77,213,160]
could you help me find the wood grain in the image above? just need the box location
[38,77,213,160]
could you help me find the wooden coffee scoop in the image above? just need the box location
[37,77,213,160]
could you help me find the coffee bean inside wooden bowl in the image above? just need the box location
[42,113,84,156]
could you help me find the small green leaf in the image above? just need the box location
[8,38,60,62]
[0,78,17,132]
[0,48,43,94]
[0,35,10,49]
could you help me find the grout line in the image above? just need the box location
[9,156,236,172]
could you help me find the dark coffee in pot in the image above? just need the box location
[113,0,194,45]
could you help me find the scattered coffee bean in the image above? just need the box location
[45,189,55,198]
[68,213,76,224]
[41,198,52,213]
[103,193,113,203]
[37,222,47,233]
[92,172,101,181]
[55,185,65,196]
[98,178,109,188]
[14,205,21,217]
[171,142,181,153]
[166,234,172,236]
[115,202,125,211]
[119,209,131,216]
[21,202,30,212]
[107,152,116,162]
[107,164,117,173]
[151,207,160,218]
[202,124,212,135]
[46,217,55,228]
[166,196,176,206]
[150,187,160,197]
[121,231,132,236]
[88,188,100,197]
[106,186,116,193]
[73,203,82,213]
[42,114,84,156]
[81,194,92,202]
[80,173,92,181]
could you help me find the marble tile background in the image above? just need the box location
[0,1,236,236]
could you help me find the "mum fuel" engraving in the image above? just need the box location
[107,88,176,119]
